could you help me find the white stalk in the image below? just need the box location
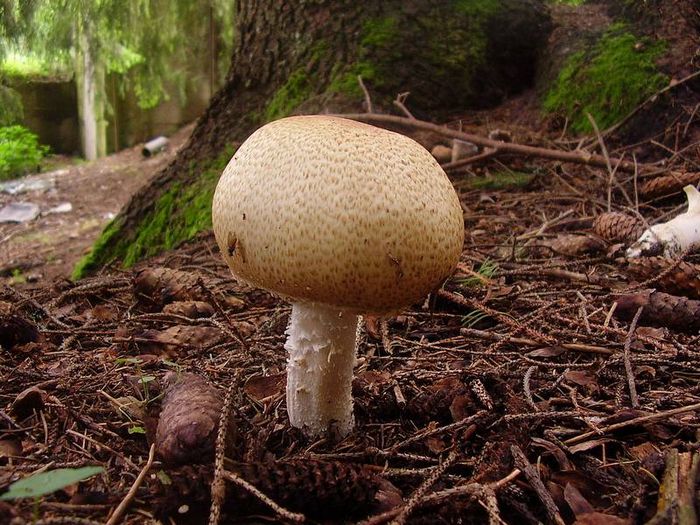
[284,302,359,437]
[627,185,700,258]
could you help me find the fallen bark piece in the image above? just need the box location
[0,301,40,351]
[162,301,215,318]
[133,267,205,310]
[545,234,606,257]
[639,171,700,200]
[614,290,700,332]
[135,325,225,355]
[627,185,700,258]
[646,449,699,525]
[155,372,235,465]
[625,257,700,299]
[592,212,644,243]
[154,460,401,520]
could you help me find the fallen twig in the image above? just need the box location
[105,444,155,525]
[511,445,565,525]
[336,113,656,174]
[564,402,700,445]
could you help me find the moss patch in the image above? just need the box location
[326,16,400,98]
[73,147,235,280]
[467,170,535,190]
[264,69,313,122]
[543,23,667,134]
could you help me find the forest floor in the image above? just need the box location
[2,95,700,524]
[0,124,194,285]
[2,2,700,519]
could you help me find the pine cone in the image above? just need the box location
[625,257,700,299]
[614,290,700,332]
[593,213,644,243]
[153,460,400,519]
[639,172,700,200]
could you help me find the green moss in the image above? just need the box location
[468,171,534,190]
[360,16,399,49]
[72,146,235,280]
[543,23,667,134]
[264,69,312,122]
[71,217,127,279]
[326,16,400,97]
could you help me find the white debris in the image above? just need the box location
[46,202,73,214]
[627,185,700,258]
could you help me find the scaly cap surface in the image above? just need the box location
[212,115,464,314]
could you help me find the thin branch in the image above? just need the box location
[105,444,156,525]
[334,113,663,174]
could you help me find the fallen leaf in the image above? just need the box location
[244,373,286,401]
[528,346,565,358]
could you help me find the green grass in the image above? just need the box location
[543,23,667,134]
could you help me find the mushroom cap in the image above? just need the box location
[212,115,464,314]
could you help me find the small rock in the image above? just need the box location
[0,202,40,223]
[0,177,57,195]
[430,145,452,163]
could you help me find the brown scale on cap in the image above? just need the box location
[212,115,464,314]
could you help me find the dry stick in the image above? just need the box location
[390,410,488,451]
[336,113,644,173]
[105,444,155,525]
[460,327,614,356]
[439,290,556,345]
[363,470,520,525]
[221,470,305,523]
[209,381,237,525]
[358,75,373,114]
[564,401,700,446]
[510,445,565,525]
[623,307,644,409]
[441,149,498,171]
[393,92,415,119]
[523,366,539,412]
[391,449,459,525]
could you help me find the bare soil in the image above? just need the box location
[0,124,193,284]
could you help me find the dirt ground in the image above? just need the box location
[0,124,194,284]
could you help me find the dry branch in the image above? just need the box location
[336,113,666,174]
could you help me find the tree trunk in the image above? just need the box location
[73,0,551,278]
[75,17,107,161]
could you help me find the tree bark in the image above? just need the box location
[74,0,551,277]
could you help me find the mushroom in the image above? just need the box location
[212,115,464,437]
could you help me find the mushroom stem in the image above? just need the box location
[284,302,359,437]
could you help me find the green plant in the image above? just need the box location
[0,125,50,180]
[457,258,499,288]
[0,466,103,500]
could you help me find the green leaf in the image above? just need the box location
[0,466,103,500]
[127,425,146,435]
[156,470,172,485]
[138,375,156,384]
